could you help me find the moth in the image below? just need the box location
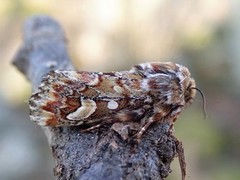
[29,62,202,139]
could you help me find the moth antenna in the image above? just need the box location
[191,87,207,119]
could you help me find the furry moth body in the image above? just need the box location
[29,62,196,136]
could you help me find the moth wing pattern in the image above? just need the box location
[29,62,197,134]
[29,70,148,127]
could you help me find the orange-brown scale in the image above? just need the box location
[129,78,141,90]
[52,83,65,92]
[120,74,143,96]
[60,97,81,115]
[45,116,59,126]
[76,72,98,84]
[51,91,61,99]
[150,63,167,72]
[42,100,61,113]
[88,100,110,118]
[62,79,76,85]
[95,75,120,95]
[78,87,99,98]
[114,78,131,96]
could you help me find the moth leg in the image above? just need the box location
[134,116,155,140]
[170,134,186,180]
[134,109,166,140]
[80,124,101,132]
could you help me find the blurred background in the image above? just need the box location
[0,0,239,180]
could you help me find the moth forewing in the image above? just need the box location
[29,62,196,135]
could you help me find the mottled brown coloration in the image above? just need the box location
[66,99,97,120]
[29,62,197,180]
[29,62,196,131]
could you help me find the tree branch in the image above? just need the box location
[12,15,179,180]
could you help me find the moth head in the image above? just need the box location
[183,76,196,107]
[131,62,206,118]
[178,66,207,118]
[131,62,196,105]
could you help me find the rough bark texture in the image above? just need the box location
[12,15,179,180]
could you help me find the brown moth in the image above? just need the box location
[29,62,202,180]
[29,62,198,137]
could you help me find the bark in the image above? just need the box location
[12,15,180,180]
